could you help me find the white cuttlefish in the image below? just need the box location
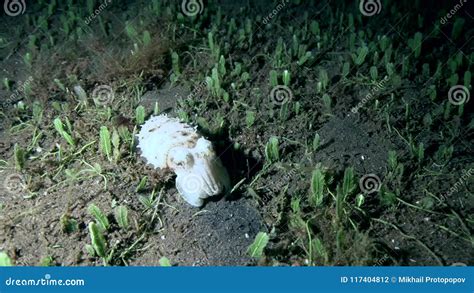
[137,115,230,207]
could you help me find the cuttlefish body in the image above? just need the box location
[137,115,230,207]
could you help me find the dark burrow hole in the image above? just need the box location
[205,135,263,204]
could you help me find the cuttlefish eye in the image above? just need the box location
[168,147,195,170]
